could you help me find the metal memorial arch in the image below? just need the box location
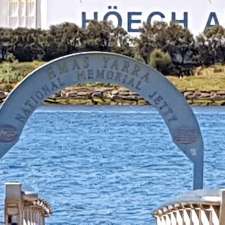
[0,52,204,190]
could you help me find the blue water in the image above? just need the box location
[0,106,225,225]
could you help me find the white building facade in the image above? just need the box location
[0,0,225,35]
[0,0,45,28]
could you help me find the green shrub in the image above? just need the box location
[0,63,22,84]
[134,52,145,63]
[149,49,172,74]
[6,53,17,63]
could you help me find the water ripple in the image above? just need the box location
[0,106,225,224]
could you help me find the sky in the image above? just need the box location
[42,0,225,36]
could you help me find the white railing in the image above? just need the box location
[154,189,225,225]
[4,183,52,225]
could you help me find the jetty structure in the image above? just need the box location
[4,183,52,225]
[153,189,225,225]
[0,52,222,224]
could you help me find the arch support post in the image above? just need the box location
[193,160,204,190]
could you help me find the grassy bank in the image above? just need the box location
[0,61,44,91]
[169,64,225,92]
[1,61,225,105]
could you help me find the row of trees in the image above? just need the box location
[1,21,225,75]
[137,23,225,74]
[0,21,133,62]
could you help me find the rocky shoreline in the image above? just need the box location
[1,87,225,106]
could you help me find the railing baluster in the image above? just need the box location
[220,190,225,225]
[176,209,183,225]
[153,190,223,225]
[169,212,177,225]
[183,208,191,225]
[190,208,200,225]
[211,206,219,225]
[4,183,52,225]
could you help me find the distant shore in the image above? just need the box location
[35,87,225,106]
[1,86,225,106]
[1,62,225,106]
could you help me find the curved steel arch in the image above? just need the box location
[0,52,204,189]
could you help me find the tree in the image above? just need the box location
[0,28,13,61]
[7,28,45,61]
[111,26,134,57]
[83,20,112,51]
[136,21,197,75]
[42,22,85,60]
[196,26,225,65]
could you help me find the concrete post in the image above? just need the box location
[5,183,23,225]
[220,190,225,225]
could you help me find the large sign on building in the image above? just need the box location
[0,0,225,35]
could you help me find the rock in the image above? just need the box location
[118,91,130,96]
[213,95,225,100]
[76,91,92,98]
[0,91,6,100]
[184,91,194,97]
[138,99,148,105]
[91,97,106,105]
[216,91,225,95]
[102,92,113,99]
[192,91,202,98]
[114,95,140,101]
[91,91,102,98]
[199,93,211,99]
[194,67,203,76]
[210,92,217,99]
[111,90,119,95]
[65,92,78,98]
[47,86,225,106]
